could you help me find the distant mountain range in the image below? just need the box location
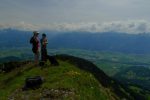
[0,29,30,48]
[1,28,150,54]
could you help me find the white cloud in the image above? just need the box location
[0,20,150,34]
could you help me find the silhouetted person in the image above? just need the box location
[40,33,48,62]
[30,31,40,65]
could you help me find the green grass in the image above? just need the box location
[0,48,150,99]
[0,60,113,100]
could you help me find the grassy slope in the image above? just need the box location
[0,60,117,100]
[0,49,150,99]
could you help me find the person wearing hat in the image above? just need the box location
[40,33,48,62]
[30,31,40,65]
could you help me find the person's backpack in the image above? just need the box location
[22,76,43,90]
[30,37,35,44]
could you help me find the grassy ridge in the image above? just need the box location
[0,60,114,100]
[0,48,150,99]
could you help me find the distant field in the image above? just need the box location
[1,48,150,74]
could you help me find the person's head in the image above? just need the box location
[42,33,46,38]
[33,31,39,36]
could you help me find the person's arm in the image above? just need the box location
[43,38,48,45]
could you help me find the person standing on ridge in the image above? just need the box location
[30,31,40,65]
[40,33,48,62]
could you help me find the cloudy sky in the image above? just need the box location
[0,0,150,33]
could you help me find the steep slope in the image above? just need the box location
[114,66,150,90]
[113,66,150,99]
[0,55,136,100]
[56,55,136,99]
